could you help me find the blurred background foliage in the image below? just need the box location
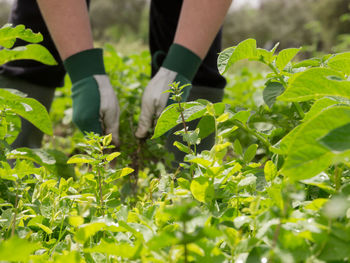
[0,0,349,55]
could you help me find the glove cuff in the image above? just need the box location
[63,48,106,83]
[162,44,201,81]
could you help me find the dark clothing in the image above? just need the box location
[0,0,226,89]
[150,0,226,89]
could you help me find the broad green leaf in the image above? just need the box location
[293,58,322,68]
[0,160,42,181]
[232,110,251,124]
[106,151,121,162]
[319,122,350,152]
[187,156,212,168]
[36,223,53,234]
[75,222,106,243]
[174,141,191,154]
[278,68,350,102]
[304,198,328,211]
[274,97,339,155]
[243,144,258,163]
[0,237,40,262]
[234,139,243,156]
[318,235,350,261]
[218,39,257,75]
[0,44,57,66]
[119,167,134,178]
[67,154,95,164]
[237,174,257,188]
[0,89,52,135]
[7,148,75,179]
[152,102,204,139]
[264,160,277,182]
[183,129,200,145]
[68,216,84,227]
[102,133,113,146]
[197,116,215,139]
[256,48,274,64]
[217,112,230,123]
[190,176,214,203]
[281,105,350,180]
[0,24,43,49]
[263,82,285,108]
[84,239,141,258]
[327,52,350,75]
[275,47,301,71]
[106,167,134,183]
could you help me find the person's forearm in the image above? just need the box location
[37,0,93,60]
[174,0,232,59]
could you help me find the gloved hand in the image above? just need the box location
[64,49,120,146]
[135,44,201,138]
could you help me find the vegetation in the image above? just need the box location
[1,21,350,262]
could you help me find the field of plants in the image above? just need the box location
[1,24,350,263]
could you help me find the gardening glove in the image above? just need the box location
[135,44,202,138]
[64,48,120,146]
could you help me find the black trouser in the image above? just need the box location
[0,0,226,90]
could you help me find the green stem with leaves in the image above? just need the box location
[268,63,305,119]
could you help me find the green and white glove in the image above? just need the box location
[64,48,120,145]
[135,44,201,138]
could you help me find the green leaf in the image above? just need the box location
[67,154,95,164]
[218,39,257,75]
[232,110,251,124]
[197,116,215,139]
[102,133,113,146]
[84,239,141,259]
[304,198,328,211]
[36,223,53,234]
[318,235,350,261]
[281,105,350,180]
[243,144,258,163]
[263,82,285,108]
[237,174,257,188]
[278,68,350,102]
[217,112,230,123]
[0,89,52,135]
[106,151,121,162]
[0,44,57,66]
[190,176,214,203]
[0,237,40,262]
[256,48,274,64]
[327,52,350,75]
[0,24,43,49]
[234,139,243,156]
[183,129,200,145]
[152,102,204,139]
[293,58,322,68]
[174,141,191,154]
[274,97,339,155]
[75,222,106,243]
[264,160,277,182]
[275,47,301,71]
[319,122,350,152]
[106,167,134,183]
[68,216,84,228]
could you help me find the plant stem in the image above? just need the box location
[177,100,193,154]
[233,120,271,149]
[268,63,305,119]
[334,165,343,191]
[183,221,188,263]
[98,169,105,216]
[11,184,19,237]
